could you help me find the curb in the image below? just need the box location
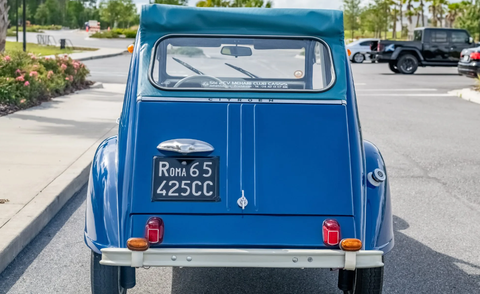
[75,50,127,62]
[0,129,115,274]
[448,88,480,105]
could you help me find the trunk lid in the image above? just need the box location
[131,101,353,216]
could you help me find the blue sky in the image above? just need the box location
[133,0,343,12]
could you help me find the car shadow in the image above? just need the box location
[170,215,480,294]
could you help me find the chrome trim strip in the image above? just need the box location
[140,97,346,105]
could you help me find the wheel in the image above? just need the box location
[91,251,127,294]
[396,54,418,74]
[353,267,384,294]
[388,61,400,73]
[352,53,365,63]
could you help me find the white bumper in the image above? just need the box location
[100,248,383,270]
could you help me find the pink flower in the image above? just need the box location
[16,75,25,82]
[24,81,30,86]
[3,56,10,62]
[45,57,50,60]
[20,99,26,103]
[69,75,73,81]
[64,54,68,58]
[15,69,21,75]
[6,78,9,81]
[65,77,69,81]
[61,64,67,70]
[29,71,38,77]
[47,71,54,79]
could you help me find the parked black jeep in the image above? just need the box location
[375,27,475,74]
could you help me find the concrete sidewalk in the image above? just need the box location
[0,84,125,274]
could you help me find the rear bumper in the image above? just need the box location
[100,248,384,271]
[458,63,480,78]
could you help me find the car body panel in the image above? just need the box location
[84,5,394,260]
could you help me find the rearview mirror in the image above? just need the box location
[469,37,474,44]
[221,46,252,57]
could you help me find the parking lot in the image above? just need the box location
[1,58,479,293]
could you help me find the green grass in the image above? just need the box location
[5,41,76,56]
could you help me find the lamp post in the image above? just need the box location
[22,0,25,51]
[15,0,18,42]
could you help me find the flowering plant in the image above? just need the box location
[0,51,90,113]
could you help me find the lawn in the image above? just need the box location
[5,41,76,56]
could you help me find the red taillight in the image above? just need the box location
[322,219,341,246]
[145,217,164,244]
[470,52,480,61]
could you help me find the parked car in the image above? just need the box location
[374,27,475,74]
[84,5,394,294]
[458,46,480,78]
[346,38,378,63]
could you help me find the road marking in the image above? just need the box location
[356,88,438,92]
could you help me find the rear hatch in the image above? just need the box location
[130,101,353,216]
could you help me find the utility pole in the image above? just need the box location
[22,0,25,51]
[15,0,18,42]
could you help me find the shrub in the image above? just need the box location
[90,29,137,39]
[0,51,90,111]
[90,31,119,38]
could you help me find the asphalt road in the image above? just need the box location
[1,60,480,294]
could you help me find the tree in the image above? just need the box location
[343,0,361,40]
[35,4,50,26]
[0,0,8,52]
[99,0,137,28]
[446,2,462,27]
[455,2,480,39]
[196,0,271,7]
[154,0,188,4]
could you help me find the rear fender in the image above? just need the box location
[392,47,424,61]
[84,136,120,253]
[363,140,394,253]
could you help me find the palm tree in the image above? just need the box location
[0,0,8,52]
[428,0,438,27]
[419,0,425,26]
[445,2,461,27]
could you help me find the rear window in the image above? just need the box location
[413,30,422,41]
[151,36,335,91]
[452,31,469,43]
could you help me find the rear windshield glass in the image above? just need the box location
[151,36,335,91]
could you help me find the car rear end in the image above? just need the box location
[458,47,480,78]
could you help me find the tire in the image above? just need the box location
[353,267,384,294]
[396,54,418,74]
[388,61,400,73]
[91,251,127,294]
[352,53,365,63]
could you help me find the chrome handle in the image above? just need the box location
[157,139,214,154]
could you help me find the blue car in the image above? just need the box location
[84,5,394,294]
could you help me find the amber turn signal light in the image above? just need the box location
[127,44,134,53]
[347,49,351,56]
[340,238,362,251]
[127,238,149,251]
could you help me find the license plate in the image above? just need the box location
[152,157,219,201]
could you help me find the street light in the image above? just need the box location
[15,0,18,42]
[22,0,25,51]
